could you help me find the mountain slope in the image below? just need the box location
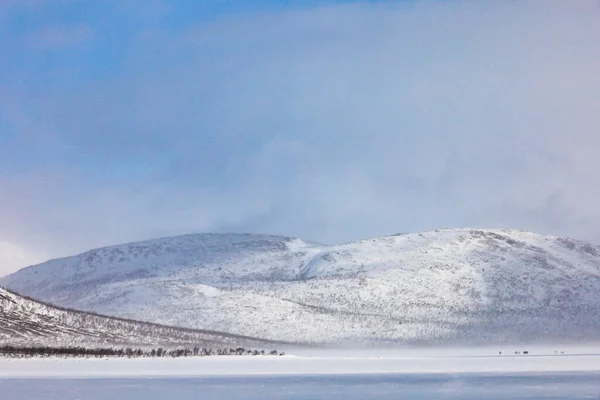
[0,286,285,347]
[3,229,600,344]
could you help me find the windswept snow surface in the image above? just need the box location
[3,229,600,344]
[4,374,600,400]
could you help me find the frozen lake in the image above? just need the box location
[3,373,600,399]
[2,347,600,399]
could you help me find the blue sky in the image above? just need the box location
[1,0,600,274]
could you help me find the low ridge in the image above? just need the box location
[0,286,287,348]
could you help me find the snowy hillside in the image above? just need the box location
[0,286,285,347]
[3,229,600,344]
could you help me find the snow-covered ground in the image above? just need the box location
[2,345,600,378]
[3,346,600,399]
[3,229,600,345]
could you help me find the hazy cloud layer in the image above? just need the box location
[1,0,600,275]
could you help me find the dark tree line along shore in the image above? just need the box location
[0,345,284,358]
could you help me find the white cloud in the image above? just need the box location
[2,0,600,269]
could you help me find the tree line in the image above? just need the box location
[0,345,284,358]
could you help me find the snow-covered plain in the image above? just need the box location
[3,229,600,345]
[2,345,600,377]
[2,348,600,400]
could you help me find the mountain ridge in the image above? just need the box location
[3,228,600,345]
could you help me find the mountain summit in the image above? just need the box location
[3,229,600,345]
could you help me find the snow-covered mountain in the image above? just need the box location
[0,286,284,348]
[3,229,600,345]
